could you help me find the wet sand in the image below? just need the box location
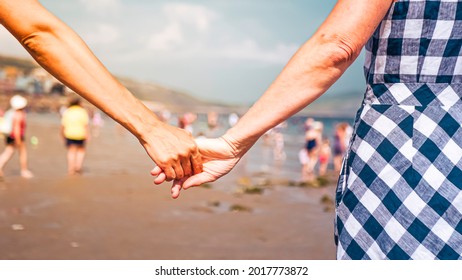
[0,113,337,260]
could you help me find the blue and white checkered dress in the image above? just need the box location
[335,0,462,259]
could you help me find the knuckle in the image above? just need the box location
[187,142,197,151]
[178,151,189,159]
[158,156,169,165]
[160,154,179,164]
[166,155,179,163]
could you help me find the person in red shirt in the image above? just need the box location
[0,95,33,179]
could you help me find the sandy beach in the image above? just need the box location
[0,112,337,260]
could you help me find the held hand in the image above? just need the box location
[141,121,202,182]
[151,135,246,199]
[182,136,241,187]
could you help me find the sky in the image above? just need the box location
[0,0,366,105]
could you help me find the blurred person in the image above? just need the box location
[158,109,171,123]
[91,109,104,138]
[0,95,34,178]
[206,111,220,138]
[304,121,323,180]
[154,0,462,260]
[228,112,239,128]
[61,97,89,175]
[344,123,353,148]
[318,138,332,177]
[298,146,310,181]
[0,0,201,182]
[207,111,218,130]
[178,112,197,135]
[304,117,314,132]
[333,122,349,173]
[272,121,287,162]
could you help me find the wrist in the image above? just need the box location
[134,116,163,145]
[222,128,259,156]
[118,99,162,142]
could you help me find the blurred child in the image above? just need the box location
[0,95,34,178]
[61,97,90,175]
[318,138,332,177]
[272,121,287,162]
[299,147,310,181]
[91,110,104,138]
[304,121,323,181]
[333,122,349,173]
[178,112,197,135]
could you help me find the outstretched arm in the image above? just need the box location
[154,0,395,197]
[0,0,201,180]
[223,0,394,148]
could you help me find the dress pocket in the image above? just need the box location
[335,104,415,207]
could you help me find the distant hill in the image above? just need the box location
[116,76,213,111]
[0,54,364,117]
[0,55,38,72]
[300,90,364,118]
[0,54,218,112]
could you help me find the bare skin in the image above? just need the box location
[66,145,86,175]
[0,110,33,178]
[61,120,90,175]
[152,0,396,198]
[0,0,202,181]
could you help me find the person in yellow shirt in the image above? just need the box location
[61,98,89,175]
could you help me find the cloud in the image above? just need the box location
[216,40,298,64]
[148,23,183,51]
[83,23,120,45]
[163,3,219,32]
[147,3,218,51]
[79,0,121,15]
[144,2,297,64]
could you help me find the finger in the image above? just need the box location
[153,172,166,185]
[150,166,162,176]
[172,162,184,180]
[163,166,176,181]
[181,157,193,177]
[182,172,214,189]
[171,179,185,199]
[191,151,203,174]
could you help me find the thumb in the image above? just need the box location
[183,172,214,189]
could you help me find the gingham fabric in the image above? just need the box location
[335,0,462,260]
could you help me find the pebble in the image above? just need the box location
[11,224,25,231]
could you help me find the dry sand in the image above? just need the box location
[0,113,337,260]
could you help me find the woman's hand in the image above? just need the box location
[142,121,202,182]
[151,134,251,199]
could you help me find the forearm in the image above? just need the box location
[23,27,158,140]
[225,0,394,152]
[226,38,356,148]
[1,1,158,141]
[1,0,202,180]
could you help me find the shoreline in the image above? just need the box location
[0,112,338,260]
